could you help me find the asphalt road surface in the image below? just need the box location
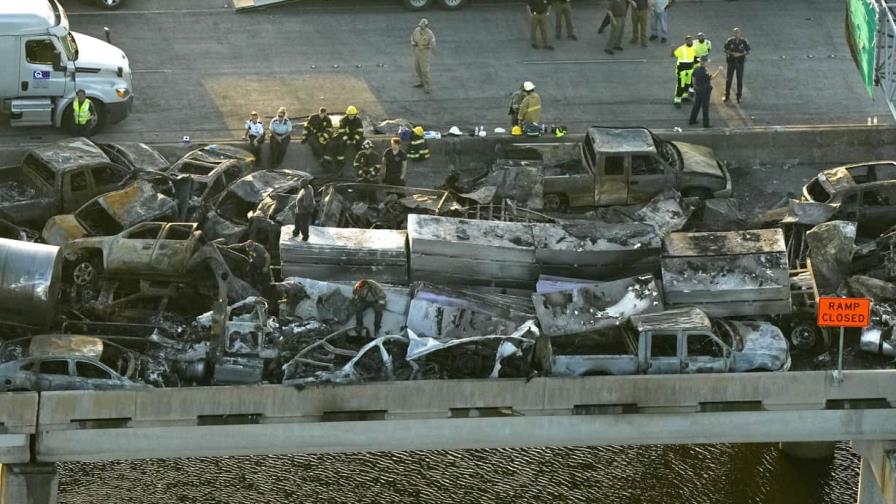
[2,0,890,146]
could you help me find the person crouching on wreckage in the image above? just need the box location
[353,279,387,337]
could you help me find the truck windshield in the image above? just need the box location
[58,33,78,61]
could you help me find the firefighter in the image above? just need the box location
[321,130,347,177]
[338,105,365,151]
[301,107,333,160]
[672,35,696,108]
[353,279,387,336]
[407,126,430,162]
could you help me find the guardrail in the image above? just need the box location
[21,371,896,462]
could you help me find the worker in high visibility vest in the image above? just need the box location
[672,35,696,108]
[407,126,430,162]
[71,89,97,137]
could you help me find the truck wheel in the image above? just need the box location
[682,187,713,199]
[543,193,568,212]
[438,0,466,9]
[96,0,123,9]
[403,0,433,10]
[789,323,820,353]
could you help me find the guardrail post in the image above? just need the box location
[0,463,58,504]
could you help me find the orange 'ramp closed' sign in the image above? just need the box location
[817,297,872,328]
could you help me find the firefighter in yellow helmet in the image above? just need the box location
[518,81,542,126]
[407,126,430,162]
[338,105,365,151]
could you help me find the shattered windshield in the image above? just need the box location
[653,136,682,171]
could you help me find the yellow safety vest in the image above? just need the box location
[694,40,711,58]
[73,98,92,125]
[674,45,696,64]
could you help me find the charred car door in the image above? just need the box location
[682,331,730,373]
[645,331,682,374]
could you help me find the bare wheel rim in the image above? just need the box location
[441,0,464,6]
[543,194,561,211]
[72,262,96,286]
[406,0,429,7]
[790,325,817,350]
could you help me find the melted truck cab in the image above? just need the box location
[0,0,132,134]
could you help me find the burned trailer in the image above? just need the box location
[0,238,62,331]
[661,229,792,317]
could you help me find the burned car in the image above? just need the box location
[61,221,206,286]
[201,169,310,242]
[42,177,179,246]
[547,307,791,376]
[501,126,731,211]
[0,334,150,391]
[97,142,170,174]
[168,145,256,221]
[801,161,896,236]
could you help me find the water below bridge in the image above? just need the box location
[56,442,858,503]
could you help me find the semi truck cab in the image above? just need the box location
[0,0,132,133]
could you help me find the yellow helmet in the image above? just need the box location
[511,125,523,136]
[346,105,358,115]
[413,126,424,136]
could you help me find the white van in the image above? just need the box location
[0,0,133,134]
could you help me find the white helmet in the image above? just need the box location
[523,81,536,92]
[362,139,374,149]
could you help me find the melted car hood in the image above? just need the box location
[674,142,725,178]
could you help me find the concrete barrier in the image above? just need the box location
[0,392,38,464]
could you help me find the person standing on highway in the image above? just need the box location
[518,81,542,126]
[649,0,672,44]
[552,0,576,40]
[672,35,696,108]
[723,27,751,103]
[508,83,525,127]
[354,139,381,203]
[694,32,711,58]
[407,126,431,162]
[269,107,293,168]
[688,56,723,128]
[411,18,436,94]
[630,0,649,47]
[243,110,265,159]
[604,0,630,55]
[527,0,554,50]
[292,177,315,242]
[382,137,408,186]
[71,89,97,137]
[301,107,333,162]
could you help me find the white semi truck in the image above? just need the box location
[0,0,132,135]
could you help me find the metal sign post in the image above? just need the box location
[817,297,871,386]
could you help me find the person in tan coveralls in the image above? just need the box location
[411,18,436,94]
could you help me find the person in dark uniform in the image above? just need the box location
[321,130,346,177]
[688,56,724,128]
[292,177,315,241]
[723,27,751,103]
[382,137,407,186]
[352,279,387,336]
[354,140,381,203]
[301,107,332,161]
[527,0,554,50]
[339,106,365,151]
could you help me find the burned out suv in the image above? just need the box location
[802,161,896,236]
[62,221,204,287]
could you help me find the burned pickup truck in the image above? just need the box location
[546,307,790,376]
[0,138,134,227]
[500,126,731,211]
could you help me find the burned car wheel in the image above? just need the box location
[71,258,101,286]
[789,323,819,352]
[543,194,568,212]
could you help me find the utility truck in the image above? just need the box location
[0,0,133,134]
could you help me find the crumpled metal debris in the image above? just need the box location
[532,275,663,337]
[847,275,896,301]
[406,319,540,379]
[807,220,857,293]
